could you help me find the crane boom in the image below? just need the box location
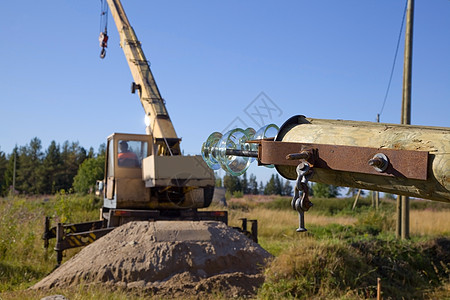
[106,0,180,155]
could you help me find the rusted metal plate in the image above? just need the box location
[259,140,428,180]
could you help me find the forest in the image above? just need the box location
[0,138,105,196]
[0,138,350,198]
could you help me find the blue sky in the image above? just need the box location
[0,0,449,183]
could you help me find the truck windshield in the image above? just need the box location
[118,140,148,168]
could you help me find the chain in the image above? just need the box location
[291,161,313,232]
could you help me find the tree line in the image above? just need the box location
[218,172,293,197]
[217,172,343,199]
[0,138,105,196]
[0,137,342,198]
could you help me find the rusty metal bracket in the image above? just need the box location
[259,140,428,180]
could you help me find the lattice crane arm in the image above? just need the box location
[106,0,180,155]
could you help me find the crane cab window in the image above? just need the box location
[118,140,148,168]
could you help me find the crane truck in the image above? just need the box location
[43,0,257,265]
[44,0,450,263]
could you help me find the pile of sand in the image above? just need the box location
[33,221,272,298]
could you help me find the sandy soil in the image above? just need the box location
[32,221,272,298]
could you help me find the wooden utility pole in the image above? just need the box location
[12,152,16,193]
[375,114,380,211]
[352,189,362,211]
[399,0,414,239]
[396,194,402,238]
[377,277,382,300]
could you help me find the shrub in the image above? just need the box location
[261,239,377,299]
[232,190,244,198]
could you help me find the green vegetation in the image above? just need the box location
[0,194,101,293]
[0,138,106,196]
[222,173,292,197]
[72,154,105,194]
[227,196,450,299]
[311,182,341,198]
[260,237,449,299]
[0,194,448,299]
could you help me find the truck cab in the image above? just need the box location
[101,133,215,211]
[103,133,152,209]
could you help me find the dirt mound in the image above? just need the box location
[33,221,272,298]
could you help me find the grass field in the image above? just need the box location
[0,193,449,299]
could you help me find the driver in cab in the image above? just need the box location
[118,141,140,167]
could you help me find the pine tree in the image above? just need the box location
[264,174,277,195]
[42,141,64,194]
[0,148,7,195]
[274,174,282,195]
[249,174,258,195]
[259,181,264,195]
[87,147,95,159]
[1,139,102,195]
[241,172,249,194]
[282,180,293,196]
[312,183,341,198]
[98,143,106,156]
[16,138,44,194]
[60,141,87,192]
[223,174,241,194]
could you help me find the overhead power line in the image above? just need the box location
[379,0,408,119]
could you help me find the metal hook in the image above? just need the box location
[291,162,313,232]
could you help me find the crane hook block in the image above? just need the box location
[99,32,108,48]
[100,48,106,59]
[99,32,109,59]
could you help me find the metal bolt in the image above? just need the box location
[286,151,310,160]
[369,158,384,168]
[369,153,389,172]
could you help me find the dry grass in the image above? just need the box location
[410,209,450,236]
[260,237,374,299]
[1,195,448,299]
[219,198,450,238]
[228,207,356,235]
[260,235,450,299]
[0,284,152,300]
[222,205,358,256]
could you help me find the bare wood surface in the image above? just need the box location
[272,116,450,202]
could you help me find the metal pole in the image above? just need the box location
[400,0,414,239]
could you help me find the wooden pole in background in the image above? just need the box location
[377,277,382,300]
[12,152,16,194]
[400,0,414,240]
[352,189,361,211]
[375,114,380,211]
[396,194,401,238]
